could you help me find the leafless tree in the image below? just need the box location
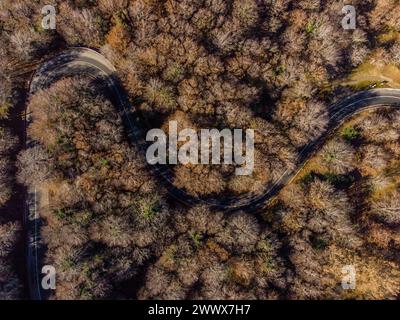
[216,212,260,254]
[321,139,355,174]
[17,145,51,187]
[372,190,400,225]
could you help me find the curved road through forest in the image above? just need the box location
[26,47,400,299]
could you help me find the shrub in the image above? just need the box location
[342,126,360,142]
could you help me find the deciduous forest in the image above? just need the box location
[0,0,399,299]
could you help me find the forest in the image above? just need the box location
[0,0,399,299]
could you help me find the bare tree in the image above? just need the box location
[275,99,328,147]
[216,212,260,254]
[372,190,400,225]
[321,139,355,174]
[17,145,51,187]
[360,145,391,174]
[0,222,20,258]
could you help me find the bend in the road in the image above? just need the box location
[25,48,400,299]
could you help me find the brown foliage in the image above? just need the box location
[5,0,400,300]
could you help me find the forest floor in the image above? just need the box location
[344,62,400,89]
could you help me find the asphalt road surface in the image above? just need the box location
[26,47,400,299]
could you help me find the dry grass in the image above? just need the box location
[325,245,400,300]
[344,62,400,89]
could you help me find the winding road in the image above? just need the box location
[26,47,400,299]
